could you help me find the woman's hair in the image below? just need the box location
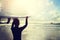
[12,18,20,27]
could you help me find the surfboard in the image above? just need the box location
[0,16,27,18]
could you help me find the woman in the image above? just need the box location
[11,16,28,40]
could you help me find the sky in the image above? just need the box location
[52,0,60,21]
[53,0,60,7]
[1,0,60,21]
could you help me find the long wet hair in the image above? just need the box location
[12,18,20,28]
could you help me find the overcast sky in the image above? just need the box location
[1,0,60,21]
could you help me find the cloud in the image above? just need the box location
[49,0,60,21]
[2,0,60,21]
